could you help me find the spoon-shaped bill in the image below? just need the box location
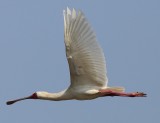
[6,93,38,105]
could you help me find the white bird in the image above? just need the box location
[6,8,146,105]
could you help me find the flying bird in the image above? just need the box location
[6,8,146,105]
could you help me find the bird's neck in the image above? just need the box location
[36,90,73,101]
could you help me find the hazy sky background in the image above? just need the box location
[1,0,160,123]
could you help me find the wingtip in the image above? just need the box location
[72,8,76,18]
[67,7,71,15]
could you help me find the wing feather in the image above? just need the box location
[63,8,108,88]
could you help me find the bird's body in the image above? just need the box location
[6,8,146,105]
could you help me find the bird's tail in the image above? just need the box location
[107,87,125,92]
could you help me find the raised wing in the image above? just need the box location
[63,8,108,88]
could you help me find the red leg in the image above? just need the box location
[99,90,146,97]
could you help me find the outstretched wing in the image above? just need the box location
[63,8,108,88]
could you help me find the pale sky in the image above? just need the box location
[1,0,160,123]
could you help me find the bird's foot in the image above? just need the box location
[129,92,147,97]
[99,90,147,97]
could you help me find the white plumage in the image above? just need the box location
[64,8,108,89]
[6,8,146,105]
